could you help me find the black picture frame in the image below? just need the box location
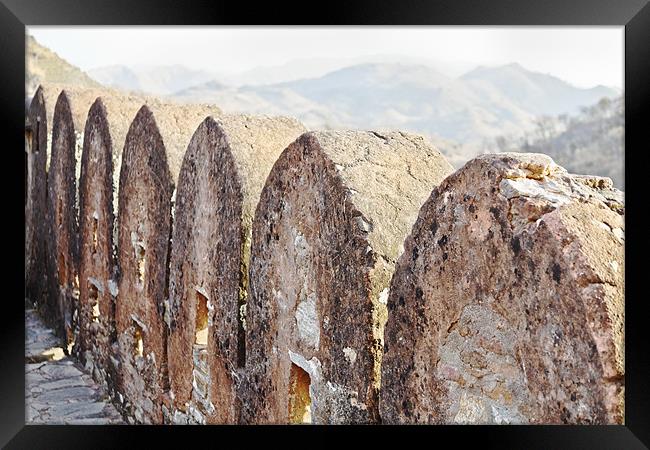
[2,0,648,447]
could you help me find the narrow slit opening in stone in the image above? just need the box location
[91,215,98,254]
[135,243,145,285]
[88,281,100,322]
[25,125,32,207]
[56,198,66,284]
[133,320,144,358]
[195,290,209,346]
[288,363,312,424]
[25,125,33,154]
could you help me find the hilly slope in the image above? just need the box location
[26,35,101,98]
[492,96,624,189]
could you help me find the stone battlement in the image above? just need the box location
[25,85,624,425]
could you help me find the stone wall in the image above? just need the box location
[25,88,48,312]
[379,153,624,424]
[243,131,453,424]
[44,90,83,345]
[166,115,306,424]
[115,103,216,423]
[25,85,625,425]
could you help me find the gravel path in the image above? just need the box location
[25,309,124,424]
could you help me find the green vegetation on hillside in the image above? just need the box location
[490,97,624,189]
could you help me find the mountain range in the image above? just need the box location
[26,35,622,184]
[163,62,617,164]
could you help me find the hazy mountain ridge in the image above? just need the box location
[88,64,218,96]
[461,63,618,116]
[27,35,622,186]
[167,62,617,147]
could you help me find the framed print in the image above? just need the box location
[2,0,648,447]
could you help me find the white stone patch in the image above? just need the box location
[88,277,105,294]
[130,315,148,333]
[596,220,612,232]
[378,288,389,305]
[454,392,489,423]
[108,279,119,297]
[294,232,309,253]
[239,303,247,331]
[454,204,465,220]
[609,260,620,273]
[354,216,371,233]
[162,298,172,328]
[194,285,209,300]
[343,347,357,365]
[130,231,146,251]
[491,403,526,424]
[289,350,322,382]
[612,227,624,243]
[274,289,288,313]
[296,292,320,350]
[499,178,571,207]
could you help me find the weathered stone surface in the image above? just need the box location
[115,103,216,424]
[25,88,49,313]
[44,90,85,344]
[244,130,453,424]
[166,115,305,424]
[380,153,624,424]
[75,95,147,399]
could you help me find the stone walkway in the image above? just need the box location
[25,308,124,424]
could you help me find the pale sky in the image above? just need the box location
[28,26,624,89]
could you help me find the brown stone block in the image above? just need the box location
[76,96,146,393]
[115,103,216,424]
[244,130,453,424]
[380,153,625,424]
[166,114,305,424]
[25,87,48,312]
[44,89,86,345]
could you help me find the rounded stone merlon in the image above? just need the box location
[26,87,49,311]
[166,113,305,424]
[78,90,207,405]
[244,130,453,424]
[309,130,455,262]
[380,152,624,425]
[45,89,90,343]
[115,102,218,424]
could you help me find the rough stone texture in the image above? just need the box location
[75,97,138,397]
[115,103,217,424]
[244,131,453,424]
[25,309,124,424]
[44,90,84,345]
[380,153,624,424]
[166,115,305,424]
[25,88,49,313]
